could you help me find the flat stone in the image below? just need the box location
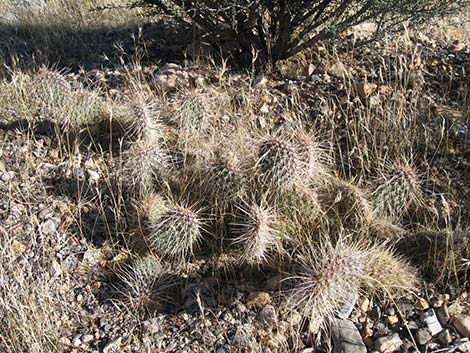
[415,328,432,345]
[437,303,450,326]
[453,315,470,338]
[331,319,366,353]
[375,333,403,353]
[257,305,278,327]
[40,219,57,235]
[421,309,443,335]
[338,292,358,319]
[437,329,452,345]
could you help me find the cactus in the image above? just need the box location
[206,153,245,204]
[257,138,301,187]
[176,96,210,134]
[122,136,170,195]
[288,242,367,334]
[114,256,176,315]
[149,201,203,265]
[33,68,72,111]
[372,162,422,220]
[231,202,280,266]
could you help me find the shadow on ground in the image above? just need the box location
[0,18,191,74]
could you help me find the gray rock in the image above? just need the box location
[453,315,470,339]
[38,207,53,220]
[337,292,358,319]
[437,329,452,345]
[257,305,278,327]
[415,328,432,345]
[375,333,403,353]
[421,309,443,335]
[40,219,57,235]
[331,319,366,353]
[81,334,94,344]
[437,303,450,326]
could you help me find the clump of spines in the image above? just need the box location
[258,138,301,187]
[114,255,176,315]
[122,137,171,195]
[205,152,245,205]
[230,202,281,266]
[149,200,203,265]
[175,95,210,134]
[33,68,72,111]
[288,242,367,334]
[287,240,416,334]
[372,162,423,220]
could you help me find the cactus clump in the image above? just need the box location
[258,138,302,187]
[288,242,367,334]
[231,203,280,266]
[176,96,210,134]
[206,153,245,204]
[149,202,203,265]
[114,256,176,315]
[122,136,170,195]
[372,162,422,220]
[33,68,72,110]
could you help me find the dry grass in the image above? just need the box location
[0,1,468,351]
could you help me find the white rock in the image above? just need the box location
[375,333,403,353]
[421,309,443,335]
[253,75,268,89]
[103,337,122,353]
[331,319,366,353]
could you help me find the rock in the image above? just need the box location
[103,337,122,353]
[328,61,350,78]
[415,298,429,311]
[260,103,270,114]
[40,219,57,235]
[453,315,470,338]
[302,64,316,79]
[356,82,377,98]
[11,239,27,255]
[253,75,268,89]
[257,305,278,327]
[358,297,370,312]
[246,292,271,307]
[331,319,366,353]
[437,329,452,345]
[414,328,432,345]
[83,249,103,266]
[72,335,82,347]
[82,334,94,344]
[387,316,399,325]
[38,207,54,220]
[421,309,443,335]
[375,333,403,353]
[72,168,85,179]
[437,303,450,326]
[338,292,358,319]
[87,170,100,183]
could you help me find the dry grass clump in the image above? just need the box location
[397,229,470,287]
[0,230,66,353]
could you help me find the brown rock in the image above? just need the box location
[453,315,470,338]
[356,82,377,98]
